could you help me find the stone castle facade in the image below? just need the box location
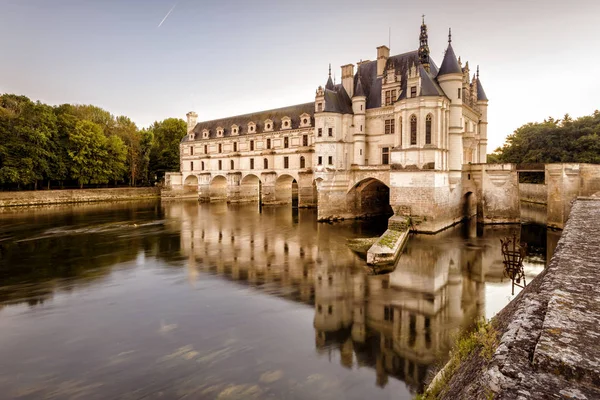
[166,20,489,232]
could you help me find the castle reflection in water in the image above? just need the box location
[167,201,550,393]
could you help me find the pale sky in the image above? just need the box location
[1,0,599,150]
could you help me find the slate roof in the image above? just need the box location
[323,84,353,114]
[352,50,441,109]
[476,78,488,101]
[183,102,314,142]
[437,43,462,75]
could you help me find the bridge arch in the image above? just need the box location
[275,174,299,205]
[347,177,393,218]
[209,175,228,201]
[240,174,262,203]
[183,174,198,193]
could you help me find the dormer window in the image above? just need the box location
[300,113,311,127]
[216,127,224,137]
[264,119,273,132]
[189,133,195,140]
[202,129,209,139]
[410,86,417,98]
[281,117,291,130]
[231,124,239,135]
[248,122,256,133]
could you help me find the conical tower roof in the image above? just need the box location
[476,67,488,101]
[438,29,462,76]
[354,76,365,97]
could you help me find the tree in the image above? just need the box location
[68,120,109,188]
[489,111,600,165]
[148,118,187,183]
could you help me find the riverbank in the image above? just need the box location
[420,198,600,399]
[0,187,160,207]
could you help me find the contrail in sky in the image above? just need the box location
[158,3,177,28]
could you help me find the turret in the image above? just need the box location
[436,28,464,175]
[352,77,367,165]
[186,111,198,134]
[475,66,489,163]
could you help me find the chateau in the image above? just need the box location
[166,20,490,232]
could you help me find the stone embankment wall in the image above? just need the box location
[432,198,600,399]
[519,183,547,204]
[0,187,160,207]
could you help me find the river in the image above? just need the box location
[0,200,555,399]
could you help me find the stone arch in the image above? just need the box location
[347,178,393,218]
[209,175,228,201]
[275,174,299,205]
[183,174,198,193]
[240,174,262,203]
[462,191,476,220]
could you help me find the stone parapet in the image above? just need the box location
[0,187,160,207]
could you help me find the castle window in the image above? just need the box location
[218,143,222,153]
[230,160,234,169]
[300,156,305,168]
[318,128,322,137]
[458,88,461,99]
[233,142,237,152]
[284,121,289,127]
[284,137,289,148]
[284,156,289,169]
[189,133,195,140]
[264,158,268,169]
[204,145,208,154]
[190,146,194,155]
[218,160,222,170]
[384,305,394,322]
[217,127,223,137]
[191,161,194,171]
[328,156,333,165]
[328,128,333,137]
[267,123,271,129]
[410,86,417,98]
[328,305,333,315]
[410,115,417,145]
[382,147,389,165]
[266,138,271,149]
[318,156,323,165]
[202,129,209,139]
[250,140,254,151]
[317,103,323,112]
[303,135,308,146]
[303,118,307,124]
[360,105,363,110]
[426,114,432,144]
[264,120,273,132]
[384,89,397,106]
[201,161,204,170]
[250,158,254,169]
[385,119,395,135]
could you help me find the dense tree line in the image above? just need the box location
[0,94,187,190]
[488,110,600,164]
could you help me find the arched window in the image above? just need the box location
[230,160,234,170]
[300,156,306,169]
[425,114,432,144]
[410,115,417,145]
[264,158,268,169]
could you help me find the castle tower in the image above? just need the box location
[341,64,355,98]
[475,66,489,163]
[436,28,463,179]
[352,77,367,165]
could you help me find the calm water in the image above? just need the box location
[0,200,553,399]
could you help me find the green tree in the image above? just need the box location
[148,118,186,183]
[489,110,600,164]
[68,120,109,188]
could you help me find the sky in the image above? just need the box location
[1,0,599,150]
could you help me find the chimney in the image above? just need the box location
[376,45,389,77]
[341,64,354,98]
[186,111,198,134]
